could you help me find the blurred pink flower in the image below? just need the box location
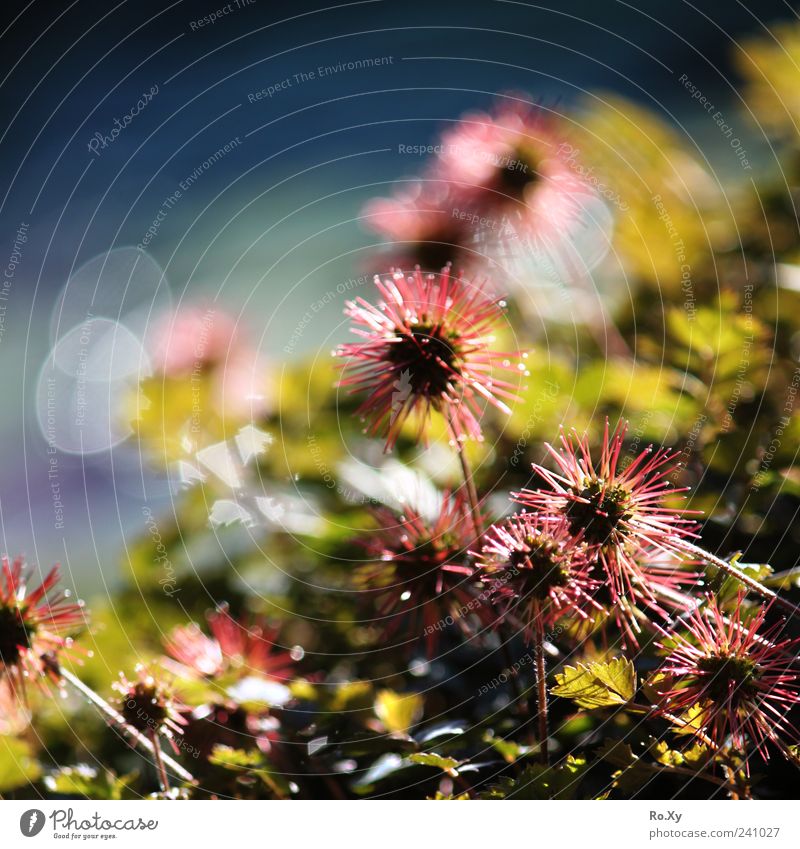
[163,604,295,682]
[150,304,270,419]
[152,305,239,377]
[363,99,592,275]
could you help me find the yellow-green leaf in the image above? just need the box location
[408,752,459,773]
[551,658,636,709]
[374,690,423,733]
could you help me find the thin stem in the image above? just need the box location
[532,608,549,765]
[644,762,730,789]
[447,417,483,540]
[59,667,195,784]
[626,703,719,750]
[676,539,800,618]
[149,729,170,793]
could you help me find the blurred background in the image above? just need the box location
[0,0,797,593]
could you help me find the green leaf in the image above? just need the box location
[408,752,459,773]
[708,553,773,604]
[595,739,637,769]
[208,746,262,770]
[551,658,636,709]
[483,732,535,763]
[596,737,713,797]
[0,737,41,794]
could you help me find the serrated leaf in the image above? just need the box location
[551,658,636,709]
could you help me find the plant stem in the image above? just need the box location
[149,729,170,793]
[645,762,730,789]
[626,702,719,750]
[59,667,194,784]
[532,607,549,765]
[447,417,483,540]
[676,539,800,617]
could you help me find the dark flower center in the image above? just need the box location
[0,605,34,666]
[507,537,569,601]
[388,325,460,397]
[494,147,541,199]
[120,682,170,733]
[566,479,632,546]
[696,653,759,702]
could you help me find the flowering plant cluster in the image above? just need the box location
[3,26,800,802]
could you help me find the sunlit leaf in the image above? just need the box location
[551,658,636,709]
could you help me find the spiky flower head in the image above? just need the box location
[655,593,800,763]
[513,420,698,636]
[0,556,85,692]
[336,267,524,451]
[113,665,186,739]
[475,514,602,641]
[163,605,296,682]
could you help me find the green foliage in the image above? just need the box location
[0,737,41,794]
[45,766,137,800]
[407,753,459,773]
[551,659,637,709]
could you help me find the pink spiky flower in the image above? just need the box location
[654,593,800,763]
[430,99,590,259]
[357,490,484,655]
[475,514,602,642]
[0,556,85,693]
[336,267,524,451]
[163,604,296,682]
[513,420,699,635]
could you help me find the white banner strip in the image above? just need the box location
[1,799,797,848]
